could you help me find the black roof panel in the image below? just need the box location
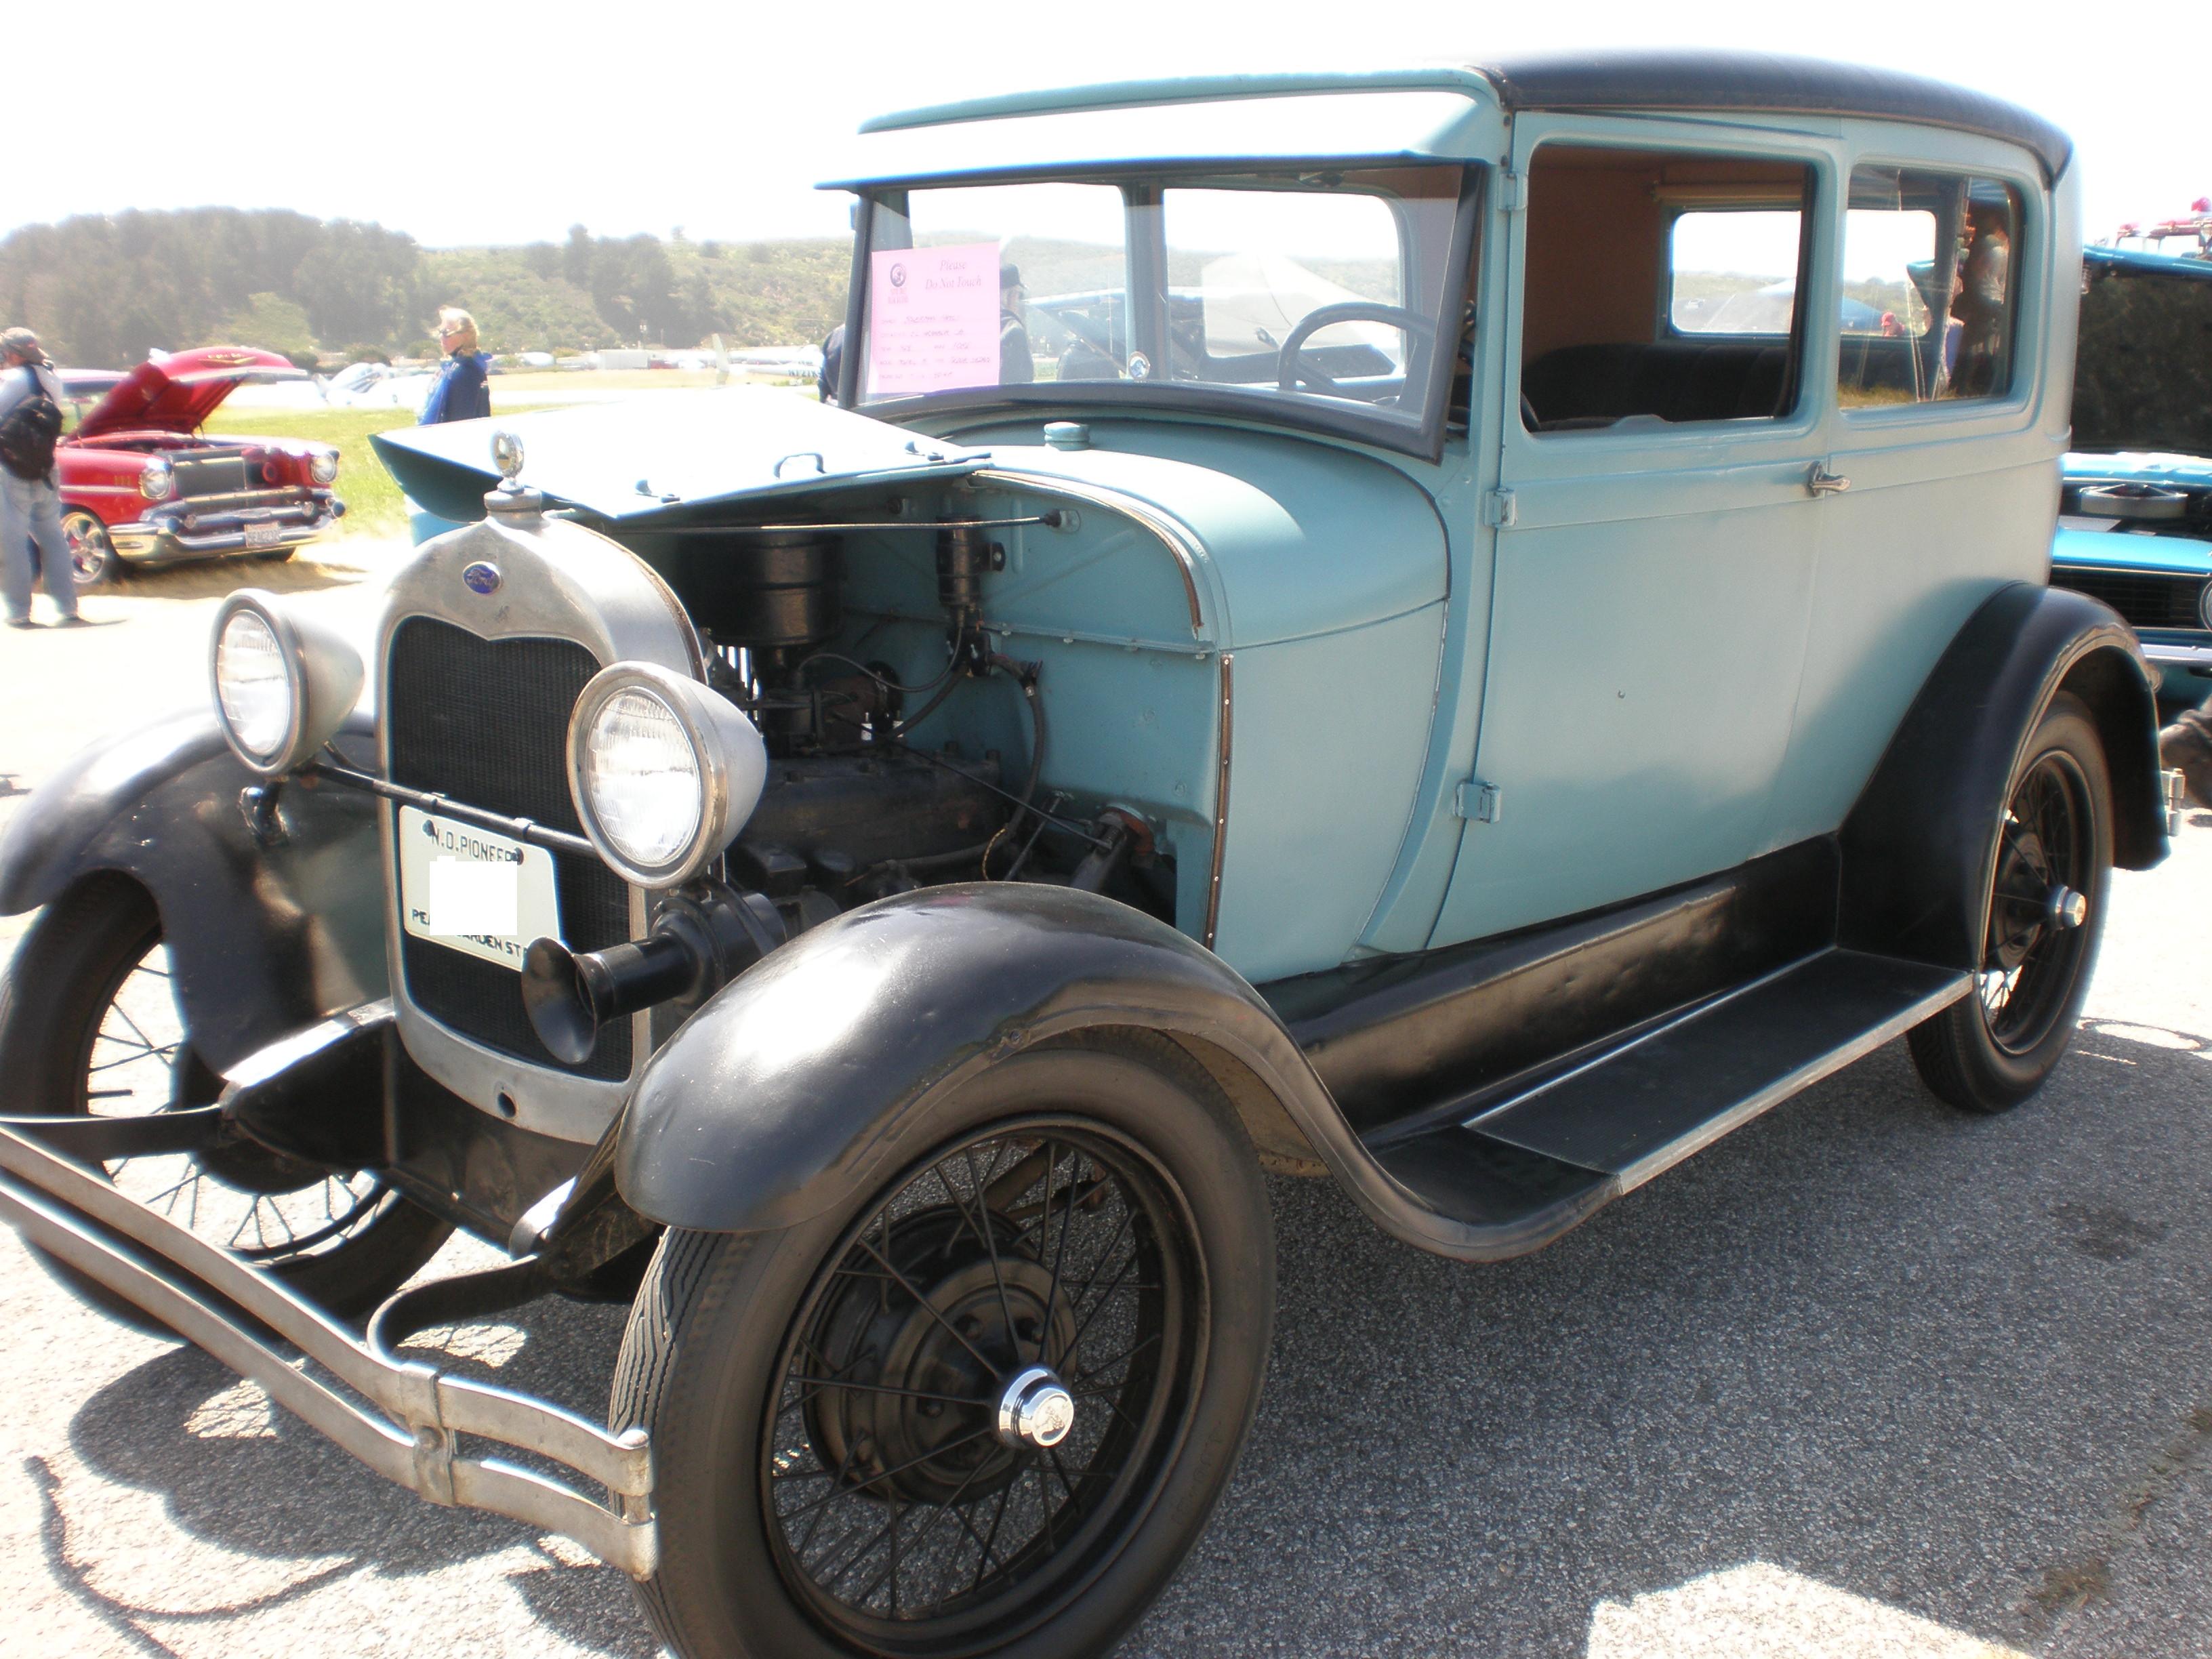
[1471,49,2071,178]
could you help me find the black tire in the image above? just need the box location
[612,1029,1274,1659]
[0,874,452,1324]
[251,548,299,564]
[1908,692,2112,1112]
[60,510,118,590]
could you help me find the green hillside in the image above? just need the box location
[0,209,850,365]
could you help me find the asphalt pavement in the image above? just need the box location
[2,554,2209,1658]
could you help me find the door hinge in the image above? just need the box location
[1454,779,1503,823]
[1481,488,1517,529]
[1495,169,1525,213]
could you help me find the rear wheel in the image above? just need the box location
[61,510,118,590]
[0,875,451,1325]
[613,1032,1274,1659]
[1908,693,2112,1111]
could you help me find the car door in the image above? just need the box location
[1432,117,1841,947]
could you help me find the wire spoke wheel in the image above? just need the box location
[1976,750,2093,1055]
[763,1120,1196,1647]
[0,876,452,1320]
[1908,692,2112,1113]
[83,939,391,1263]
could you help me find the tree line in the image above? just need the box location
[0,207,850,367]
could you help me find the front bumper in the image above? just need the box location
[0,1105,657,1579]
[110,493,345,564]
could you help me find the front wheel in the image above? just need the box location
[1908,692,2112,1111]
[61,510,119,590]
[613,1031,1275,1659]
[0,874,453,1324]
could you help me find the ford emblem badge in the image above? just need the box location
[462,561,501,595]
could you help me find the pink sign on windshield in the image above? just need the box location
[866,243,1000,396]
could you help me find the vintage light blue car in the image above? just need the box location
[2053,244,2212,714]
[0,52,2177,1659]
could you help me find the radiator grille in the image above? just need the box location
[386,616,634,1080]
[2050,566,2211,634]
[172,453,249,498]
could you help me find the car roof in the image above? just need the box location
[860,49,2072,181]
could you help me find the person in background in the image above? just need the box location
[420,308,491,425]
[818,324,845,405]
[0,327,85,630]
[1000,264,1033,385]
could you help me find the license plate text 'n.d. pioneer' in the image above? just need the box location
[398,806,562,971]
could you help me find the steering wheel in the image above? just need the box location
[1276,302,1437,396]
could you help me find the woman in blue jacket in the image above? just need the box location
[421,308,490,424]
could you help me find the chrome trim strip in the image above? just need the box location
[0,1122,657,1578]
[2053,562,2212,582]
[1204,652,1233,949]
[970,467,1212,639]
[2142,640,2212,666]
[1608,968,1971,1195]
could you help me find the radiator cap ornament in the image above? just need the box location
[485,430,544,521]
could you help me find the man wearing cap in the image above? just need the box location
[0,327,84,630]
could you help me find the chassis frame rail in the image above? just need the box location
[0,1115,657,1578]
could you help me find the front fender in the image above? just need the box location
[1840,580,2165,970]
[0,710,387,1071]
[617,884,1366,1235]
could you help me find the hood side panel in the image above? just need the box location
[2074,249,2212,459]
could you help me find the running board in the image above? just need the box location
[1361,949,1970,1251]
[0,1122,657,1578]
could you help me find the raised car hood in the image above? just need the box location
[2073,246,2212,459]
[73,346,306,438]
[371,392,989,525]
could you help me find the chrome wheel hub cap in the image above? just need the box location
[2046,884,2088,930]
[996,1364,1076,1450]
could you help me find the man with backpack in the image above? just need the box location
[0,327,83,630]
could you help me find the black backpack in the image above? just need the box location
[0,365,63,481]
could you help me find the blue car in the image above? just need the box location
[0,52,2178,1659]
[2053,245,2212,714]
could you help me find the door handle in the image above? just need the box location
[1807,464,1851,497]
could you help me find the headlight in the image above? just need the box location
[567,662,766,888]
[208,590,365,777]
[308,451,339,486]
[140,458,173,500]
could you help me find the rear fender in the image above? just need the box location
[1840,580,2165,969]
[617,884,1373,1235]
[0,710,386,1071]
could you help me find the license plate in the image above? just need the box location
[243,520,283,548]
[398,806,562,972]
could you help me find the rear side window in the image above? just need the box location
[1668,211,1809,336]
[1519,146,1812,431]
[1839,167,2024,408]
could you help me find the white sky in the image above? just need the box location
[9,0,2207,250]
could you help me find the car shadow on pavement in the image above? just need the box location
[87,551,372,605]
[39,1027,2212,1659]
[1134,1027,2212,1658]
[56,1287,655,1655]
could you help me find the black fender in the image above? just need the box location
[615,882,1429,1240]
[0,709,387,1071]
[1841,580,2165,969]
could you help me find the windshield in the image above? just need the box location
[853,167,1471,451]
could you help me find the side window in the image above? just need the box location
[1839,167,2024,407]
[1519,146,1811,432]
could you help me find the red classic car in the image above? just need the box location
[56,346,344,588]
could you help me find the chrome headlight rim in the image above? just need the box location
[210,592,309,775]
[208,589,364,779]
[140,457,174,501]
[307,449,340,486]
[565,661,766,890]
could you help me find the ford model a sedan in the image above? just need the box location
[0,53,2179,1659]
